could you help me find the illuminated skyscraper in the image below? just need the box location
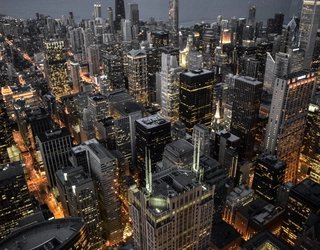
[169,0,179,48]
[299,0,320,70]
[115,0,125,31]
[264,71,316,183]
[87,44,100,76]
[230,76,263,161]
[127,49,148,105]
[44,39,70,99]
[160,53,182,122]
[179,69,214,133]
[0,161,36,240]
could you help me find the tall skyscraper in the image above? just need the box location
[115,0,125,31]
[192,123,210,157]
[121,19,132,41]
[169,0,179,48]
[160,53,183,122]
[280,178,320,246]
[86,143,123,245]
[135,114,171,186]
[128,2,139,25]
[127,49,148,106]
[93,2,102,19]
[44,39,70,99]
[179,69,214,133]
[130,167,214,250]
[87,44,100,76]
[37,128,72,187]
[0,161,36,240]
[264,71,316,183]
[299,0,320,70]
[107,7,115,36]
[248,6,256,26]
[230,76,263,161]
[70,61,81,93]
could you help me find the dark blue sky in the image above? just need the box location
[1,0,295,25]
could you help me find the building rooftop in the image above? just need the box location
[216,130,240,142]
[87,143,115,162]
[235,75,262,86]
[37,128,70,143]
[71,138,99,154]
[291,178,320,209]
[241,230,291,250]
[164,139,194,156]
[211,220,241,249]
[228,184,254,202]
[182,68,214,78]
[257,154,286,170]
[136,114,170,129]
[0,218,86,250]
[0,161,24,182]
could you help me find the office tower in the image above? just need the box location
[88,94,109,122]
[150,31,169,48]
[0,161,36,240]
[280,178,320,246]
[86,143,123,245]
[69,27,84,57]
[80,108,95,142]
[214,130,240,178]
[115,0,125,31]
[179,69,214,134]
[264,52,290,94]
[230,76,262,161]
[121,19,132,41]
[238,56,260,78]
[171,120,186,141]
[295,213,320,250]
[264,71,316,183]
[56,167,102,248]
[241,230,291,250]
[252,155,286,204]
[192,123,210,157]
[276,182,293,209]
[211,220,242,250]
[70,61,81,93]
[223,184,254,226]
[37,128,72,187]
[93,2,102,19]
[129,2,139,25]
[103,55,125,90]
[299,0,320,70]
[301,104,320,183]
[135,114,171,185]
[83,28,94,61]
[130,167,214,250]
[127,49,148,106]
[234,198,284,240]
[0,99,13,163]
[46,16,55,37]
[107,7,115,36]
[169,0,179,48]
[187,51,202,71]
[87,44,100,76]
[44,39,70,99]
[162,139,194,169]
[274,12,284,35]
[0,218,89,250]
[256,43,273,80]
[179,34,194,69]
[160,53,183,122]
[248,6,256,26]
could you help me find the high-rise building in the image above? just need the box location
[299,0,320,70]
[121,19,132,41]
[252,155,286,204]
[0,98,13,163]
[107,7,115,36]
[135,114,171,186]
[248,6,256,26]
[179,69,214,133]
[70,61,81,93]
[102,55,125,90]
[128,2,139,26]
[86,143,123,245]
[264,71,316,183]
[129,167,214,250]
[115,0,125,31]
[192,123,210,157]
[44,39,70,99]
[69,27,84,57]
[230,76,263,161]
[56,167,102,249]
[127,49,148,106]
[87,44,100,76]
[280,178,320,246]
[169,0,179,48]
[37,128,72,187]
[93,2,102,19]
[0,161,36,240]
[159,53,182,122]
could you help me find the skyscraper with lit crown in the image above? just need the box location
[169,0,179,48]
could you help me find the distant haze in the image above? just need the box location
[1,0,294,26]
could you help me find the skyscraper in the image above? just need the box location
[93,2,102,19]
[107,7,115,36]
[87,44,100,76]
[264,71,316,183]
[127,49,148,106]
[299,0,320,70]
[128,2,139,26]
[248,6,256,26]
[160,53,182,122]
[192,123,210,157]
[179,69,214,133]
[44,39,70,99]
[230,76,263,161]
[0,161,36,240]
[70,61,81,93]
[115,0,125,31]
[169,0,179,48]
[37,128,72,187]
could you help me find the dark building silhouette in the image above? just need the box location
[115,0,125,31]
